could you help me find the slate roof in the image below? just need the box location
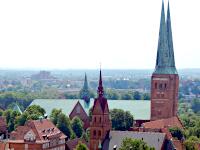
[102,131,166,150]
[30,99,151,120]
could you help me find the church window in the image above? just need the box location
[164,83,167,89]
[98,130,101,137]
[155,83,157,89]
[99,117,101,123]
[159,84,163,90]
[93,130,96,137]
[94,117,96,123]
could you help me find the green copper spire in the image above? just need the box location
[154,1,177,74]
[80,73,90,103]
[166,1,177,71]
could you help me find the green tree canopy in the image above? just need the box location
[50,108,62,125]
[71,117,84,138]
[110,109,134,131]
[75,142,88,150]
[119,138,155,150]
[56,113,74,139]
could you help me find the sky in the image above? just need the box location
[0,0,199,70]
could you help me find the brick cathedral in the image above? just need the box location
[90,1,180,150]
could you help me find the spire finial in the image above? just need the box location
[98,67,104,97]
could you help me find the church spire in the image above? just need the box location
[83,73,89,90]
[166,1,176,70]
[154,0,177,74]
[98,69,104,97]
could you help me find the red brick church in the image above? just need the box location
[89,1,182,149]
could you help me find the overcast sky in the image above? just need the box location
[0,0,199,70]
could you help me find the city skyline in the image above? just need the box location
[0,0,199,69]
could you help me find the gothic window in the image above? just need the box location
[155,83,157,89]
[159,84,163,90]
[99,117,101,123]
[93,130,96,137]
[164,83,167,89]
[98,130,101,137]
[94,117,96,123]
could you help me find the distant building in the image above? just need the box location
[79,73,91,103]
[31,71,55,80]
[8,119,66,150]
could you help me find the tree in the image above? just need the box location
[56,113,74,139]
[184,136,200,150]
[119,138,155,150]
[50,108,62,125]
[169,127,184,140]
[75,142,88,150]
[133,91,141,100]
[26,105,46,117]
[110,109,134,131]
[142,93,150,100]
[191,99,200,113]
[121,93,133,100]
[71,117,84,138]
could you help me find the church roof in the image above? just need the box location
[154,1,177,75]
[13,103,22,114]
[30,99,150,120]
[102,131,166,150]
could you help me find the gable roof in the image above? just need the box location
[10,119,66,142]
[102,131,166,150]
[30,99,150,120]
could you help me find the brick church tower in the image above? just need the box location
[151,1,179,121]
[90,70,111,150]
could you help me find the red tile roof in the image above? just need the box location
[142,116,183,130]
[10,119,66,142]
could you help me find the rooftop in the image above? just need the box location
[30,99,151,120]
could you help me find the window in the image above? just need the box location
[94,117,96,123]
[164,83,167,89]
[98,130,101,136]
[99,117,101,123]
[155,83,157,89]
[93,130,96,136]
[159,84,163,90]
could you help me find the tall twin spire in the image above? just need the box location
[154,0,177,74]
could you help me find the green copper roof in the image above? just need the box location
[30,99,150,120]
[13,103,22,114]
[154,1,177,75]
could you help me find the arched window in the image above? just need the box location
[94,117,96,123]
[99,117,101,123]
[98,130,101,136]
[164,83,167,89]
[155,83,157,89]
[159,84,163,90]
[93,130,96,137]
